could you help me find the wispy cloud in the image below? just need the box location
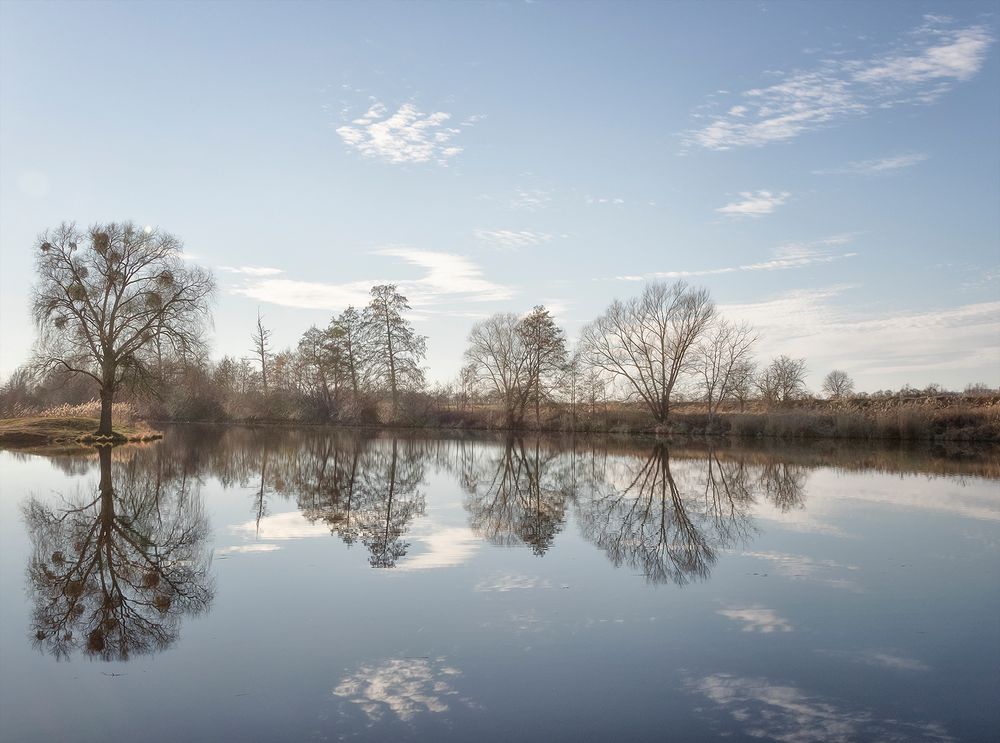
[814,152,929,175]
[816,648,931,672]
[219,265,285,276]
[585,195,625,205]
[336,101,477,165]
[617,235,857,281]
[684,19,993,150]
[510,187,552,212]
[474,572,553,592]
[716,190,790,217]
[474,229,554,250]
[688,673,954,742]
[230,247,514,310]
[718,607,793,633]
[721,287,1000,381]
[742,550,862,592]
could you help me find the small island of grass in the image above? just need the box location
[0,415,162,450]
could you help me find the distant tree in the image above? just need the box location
[821,369,854,400]
[365,285,426,418]
[31,222,214,435]
[728,357,757,412]
[250,310,272,394]
[756,355,808,404]
[696,319,757,417]
[328,306,373,403]
[297,326,334,413]
[465,313,533,427]
[518,305,568,425]
[580,281,715,423]
[964,382,994,396]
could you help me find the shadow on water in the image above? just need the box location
[23,444,214,661]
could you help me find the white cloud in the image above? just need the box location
[336,101,475,165]
[395,525,480,572]
[474,229,554,250]
[333,657,470,722]
[585,195,626,205]
[716,190,790,217]
[229,511,330,540]
[721,287,1000,382]
[814,152,929,175]
[617,235,857,281]
[718,607,793,633]
[230,247,514,311]
[219,265,285,276]
[684,20,992,150]
[215,543,281,555]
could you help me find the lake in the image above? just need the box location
[0,425,998,742]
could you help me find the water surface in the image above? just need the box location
[1,426,998,742]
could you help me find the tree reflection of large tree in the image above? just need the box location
[23,446,214,661]
[295,437,425,568]
[577,445,755,586]
[462,437,571,555]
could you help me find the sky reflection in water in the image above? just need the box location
[0,426,997,742]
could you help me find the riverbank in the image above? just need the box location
[0,416,163,449]
[146,395,1000,443]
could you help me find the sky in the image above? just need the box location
[1,0,998,393]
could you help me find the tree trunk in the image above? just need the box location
[98,385,114,436]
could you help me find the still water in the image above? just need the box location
[0,425,998,742]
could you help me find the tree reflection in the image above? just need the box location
[577,445,755,585]
[292,437,426,567]
[757,462,807,511]
[461,437,571,555]
[23,446,214,661]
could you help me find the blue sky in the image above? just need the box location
[1,0,997,392]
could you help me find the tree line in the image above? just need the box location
[6,220,994,434]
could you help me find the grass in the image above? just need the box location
[0,415,162,450]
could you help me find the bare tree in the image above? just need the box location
[580,281,716,423]
[250,309,272,394]
[757,355,808,404]
[696,319,757,418]
[328,305,373,403]
[465,313,533,427]
[728,357,757,412]
[821,369,854,400]
[365,285,426,418]
[31,222,215,435]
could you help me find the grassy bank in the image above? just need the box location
[0,416,162,449]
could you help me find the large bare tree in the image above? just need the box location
[580,281,716,423]
[31,222,215,435]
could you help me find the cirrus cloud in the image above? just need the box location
[684,19,993,151]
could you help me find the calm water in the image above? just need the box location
[0,426,998,742]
